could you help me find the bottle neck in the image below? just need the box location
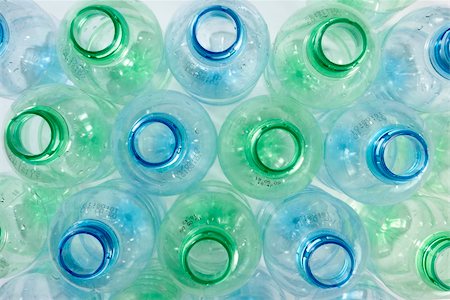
[6,106,69,165]
[70,5,129,63]
[416,231,450,291]
[0,13,9,56]
[128,113,187,170]
[367,126,429,183]
[297,231,356,288]
[180,226,238,285]
[58,219,119,279]
[429,25,450,80]
[190,5,245,61]
[307,17,368,78]
[245,119,305,177]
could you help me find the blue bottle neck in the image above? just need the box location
[430,25,450,80]
[0,14,9,56]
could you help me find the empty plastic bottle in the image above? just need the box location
[112,90,217,196]
[358,195,450,299]
[165,0,270,105]
[49,180,163,292]
[323,99,431,205]
[218,95,323,201]
[58,0,169,105]
[4,84,116,188]
[330,273,397,300]
[265,3,379,110]
[0,176,47,279]
[261,188,368,298]
[0,0,65,98]
[377,7,450,112]
[158,181,261,296]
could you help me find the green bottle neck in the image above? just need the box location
[307,17,368,78]
[6,106,69,165]
[70,5,129,63]
[417,231,450,291]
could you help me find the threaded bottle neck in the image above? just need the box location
[417,231,450,291]
[429,25,450,80]
[0,13,9,56]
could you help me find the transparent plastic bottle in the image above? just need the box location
[358,195,450,299]
[49,180,163,292]
[330,274,397,300]
[58,0,169,105]
[4,84,116,188]
[112,90,217,196]
[158,181,261,297]
[165,0,270,105]
[265,3,379,110]
[0,0,65,98]
[0,176,47,279]
[377,7,450,112]
[261,188,368,298]
[218,95,323,201]
[323,99,431,205]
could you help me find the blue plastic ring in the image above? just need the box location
[0,14,9,56]
[430,25,450,80]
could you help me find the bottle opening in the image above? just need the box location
[297,233,356,289]
[309,18,367,75]
[6,107,69,164]
[0,14,9,55]
[430,25,450,80]
[181,228,238,285]
[248,120,304,174]
[58,220,118,279]
[417,231,450,291]
[368,127,429,183]
[70,5,129,60]
[129,113,186,169]
[191,5,244,60]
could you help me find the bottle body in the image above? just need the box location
[378,7,450,112]
[261,188,368,298]
[112,90,217,196]
[165,0,270,105]
[358,195,450,299]
[158,181,261,296]
[4,84,116,188]
[323,99,431,205]
[265,3,379,110]
[218,95,323,200]
[58,0,169,105]
[49,180,163,292]
[0,176,47,279]
[0,0,66,98]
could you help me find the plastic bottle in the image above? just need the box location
[218,95,323,201]
[323,99,431,205]
[265,3,379,110]
[112,90,217,196]
[49,180,163,292]
[0,176,47,279]
[4,84,116,188]
[261,188,368,298]
[377,7,450,112]
[158,181,261,296]
[58,0,169,105]
[358,195,450,299]
[330,273,397,300]
[0,0,65,98]
[165,0,270,105]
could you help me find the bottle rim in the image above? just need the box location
[6,106,69,165]
[0,13,9,56]
[190,5,244,61]
[429,24,450,80]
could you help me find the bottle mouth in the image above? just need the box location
[308,17,368,77]
[246,119,305,176]
[180,227,238,285]
[190,5,244,60]
[297,232,356,289]
[367,127,429,183]
[0,14,9,56]
[128,113,187,169]
[70,5,129,61]
[429,25,450,80]
[417,231,450,291]
[58,219,118,280]
[6,106,69,165]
